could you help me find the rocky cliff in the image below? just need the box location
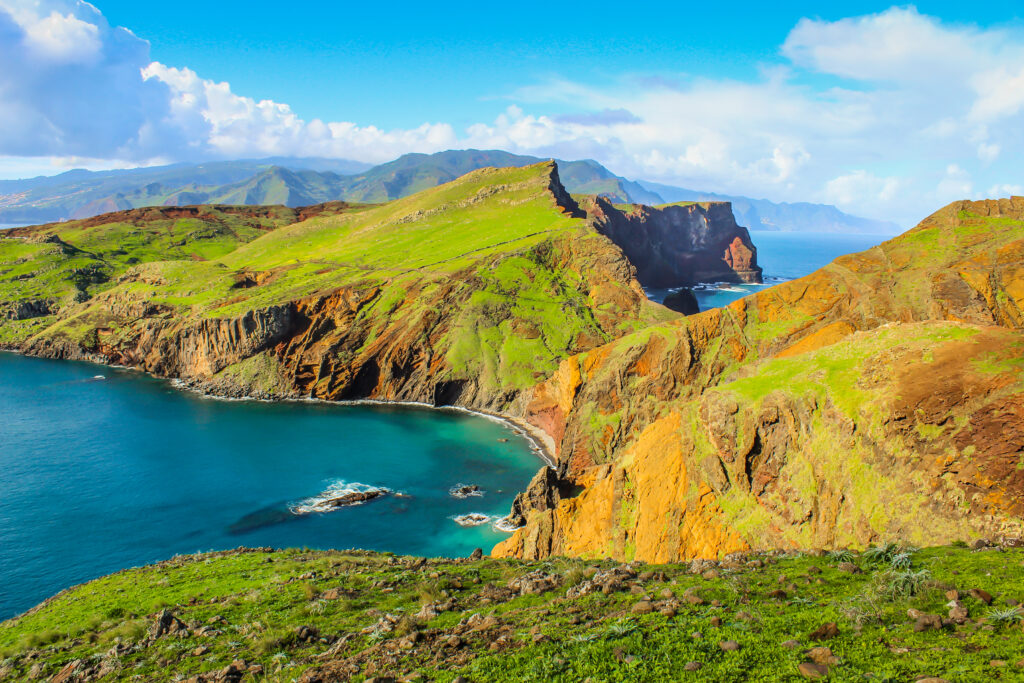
[495,197,1024,561]
[586,197,762,287]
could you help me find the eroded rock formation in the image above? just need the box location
[586,197,762,287]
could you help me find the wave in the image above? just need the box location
[452,513,493,527]
[492,516,524,533]
[289,480,392,515]
[451,513,521,533]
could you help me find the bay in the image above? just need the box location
[0,353,542,619]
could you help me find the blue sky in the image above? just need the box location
[1,1,1023,224]
[93,0,1024,128]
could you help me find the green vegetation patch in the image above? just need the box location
[3,544,1023,682]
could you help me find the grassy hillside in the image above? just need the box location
[0,204,358,346]
[1,162,672,409]
[2,543,1022,681]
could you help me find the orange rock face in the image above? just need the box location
[496,198,1024,562]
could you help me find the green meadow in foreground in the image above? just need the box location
[2,543,1022,681]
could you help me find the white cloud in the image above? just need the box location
[2,2,1024,226]
[988,183,1024,197]
[824,171,902,207]
[22,9,100,63]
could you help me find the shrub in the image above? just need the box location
[985,606,1024,626]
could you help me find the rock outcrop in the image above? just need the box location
[586,197,762,287]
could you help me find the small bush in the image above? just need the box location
[828,549,855,563]
[257,628,296,655]
[985,606,1024,626]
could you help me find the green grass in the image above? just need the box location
[2,545,1022,681]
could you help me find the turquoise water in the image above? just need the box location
[647,231,896,310]
[0,353,543,619]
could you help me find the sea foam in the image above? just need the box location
[289,480,391,515]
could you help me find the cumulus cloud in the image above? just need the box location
[2,2,1024,225]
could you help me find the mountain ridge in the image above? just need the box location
[0,150,897,233]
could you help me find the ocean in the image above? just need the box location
[0,353,543,619]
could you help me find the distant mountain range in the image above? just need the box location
[0,150,900,233]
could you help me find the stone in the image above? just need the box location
[971,538,990,550]
[683,662,703,671]
[710,616,722,627]
[914,614,943,632]
[948,606,970,625]
[809,622,839,640]
[768,589,788,600]
[469,548,483,560]
[806,647,839,665]
[660,588,674,599]
[782,639,801,649]
[969,588,993,605]
[945,590,960,601]
[719,640,741,651]
[798,662,830,679]
[150,609,189,639]
[51,661,81,683]
[837,562,862,574]
[631,600,653,614]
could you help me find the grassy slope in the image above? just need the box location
[50,164,586,323]
[2,545,1023,681]
[0,206,335,346]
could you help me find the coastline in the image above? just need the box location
[0,346,556,468]
[178,386,559,469]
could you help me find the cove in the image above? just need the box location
[0,352,542,620]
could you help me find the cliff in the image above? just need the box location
[495,197,1024,561]
[586,197,762,287]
